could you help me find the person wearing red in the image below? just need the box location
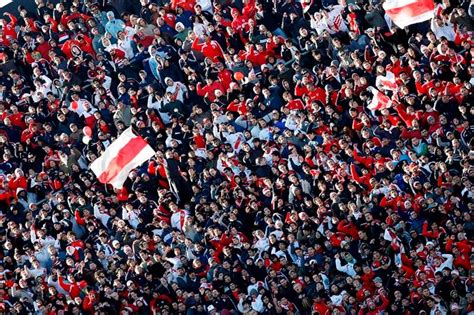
[7,169,27,199]
[0,13,17,40]
[191,34,224,63]
[196,78,225,102]
[57,271,88,299]
[216,62,233,91]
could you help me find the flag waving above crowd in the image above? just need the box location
[90,127,155,189]
[383,0,435,28]
[0,0,472,313]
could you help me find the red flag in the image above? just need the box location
[383,0,435,28]
[368,87,393,111]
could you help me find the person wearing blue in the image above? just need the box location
[105,11,125,39]
[148,50,164,87]
[90,4,109,30]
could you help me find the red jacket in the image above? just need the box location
[350,164,373,189]
[7,176,27,197]
[8,112,26,130]
[352,150,374,170]
[286,99,305,111]
[60,12,92,26]
[337,220,359,240]
[36,42,52,61]
[227,100,248,115]
[218,69,233,91]
[170,0,195,11]
[358,294,389,315]
[191,38,224,62]
[58,276,87,298]
[380,195,403,211]
[422,221,445,239]
[446,239,472,270]
[1,13,17,40]
[196,81,225,102]
[395,105,422,128]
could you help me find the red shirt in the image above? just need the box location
[196,81,225,102]
[191,38,224,63]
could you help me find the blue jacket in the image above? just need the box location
[105,11,125,39]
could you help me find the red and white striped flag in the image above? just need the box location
[91,127,155,189]
[376,71,397,91]
[383,0,435,28]
[368,87,393,111]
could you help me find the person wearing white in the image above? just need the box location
[117,31,135,59]
[170,209,189,231]
[310,12,330,35]
[254,230,270,252]
[93,203,111,228]
[193,21,208,38]
[434,254,454,274]
[27,260,47,278]
[147,91,171,124]
[196,0,213,13]
[323,5,348,34]
[165,78,188,103]
[32,75,52,102]
[330,290,347,306]
[335,253,357,276]
[122,205,141,229]
[431,16,455,41]
[222,131,246,153]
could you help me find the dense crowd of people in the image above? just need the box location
[0,0,473,313]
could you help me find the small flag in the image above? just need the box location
[367,87,393,111]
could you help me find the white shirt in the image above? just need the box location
[193,23,207,38]
[335,258,357,276]
[434,254,454,274]
[171,210,188,231]
[223,132,246,153]
[254,237,270,252]
[32,75,52,102]
[166,81,188,103]
[311,17,330,35]
[118,38,135,59]
[196,0,213,13]
[69,98,93,117]
[29,267,46,278]
[122,209,141,229]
